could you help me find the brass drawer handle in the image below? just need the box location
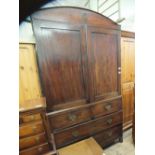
[107,118,113,125]
[72,131,79,138]
[68,113,77,122]
[38,147,43,152]
[107,131,113,137]
[91,126,97,134]
[104,103,112,111]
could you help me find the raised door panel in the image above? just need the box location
[87,27,121,101]
[121,37,135,83]
[32,19,88,111]
[122,82,134,128]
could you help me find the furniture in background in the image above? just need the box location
[132,110,135,144]
[132,85,135,144]
[121,31,135,130]
[19,44,42,105]
[19,98,58,155]
[31,7,123,148]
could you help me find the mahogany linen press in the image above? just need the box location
[31,7,123,148]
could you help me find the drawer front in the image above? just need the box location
[20,114,41,124]
[49,108,91,130]
[91,98,122,117]
[20,143,50,155]
[20,122,44,138]
[20,133,47,150]
[93,125,122,148]
[55,111,122,147]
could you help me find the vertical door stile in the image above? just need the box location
[86,26,96,102]
[80,25,89,103]
[117,31,121,96]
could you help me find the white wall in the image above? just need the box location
[120,0,135,31]
[19,0,135,43]
[19,21,35,43]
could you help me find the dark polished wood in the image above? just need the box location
[31,7,121,111]
[31,7,122,149]
[49,107,92,130]
[31,19,88,111]
[54,111,122,148]
[91,97,122,118]
[87,27,121,101]
[94,125,122,147]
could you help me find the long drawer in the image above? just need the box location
[91,97,122,118]
[94,125,122,148]
[48,107,91,130]
[54,111,122,147]
[20,133,47,150]
[19,121,44,138]
[20,143,50,155]
[48,97,122,131]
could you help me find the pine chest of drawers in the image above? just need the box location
[19,105,50,155]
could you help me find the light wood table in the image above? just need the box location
[58,138,105,155]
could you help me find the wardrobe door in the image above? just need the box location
[32,19,88,111]
[87,27,121,101]
[122,82,134,129]
[121,37,135,83]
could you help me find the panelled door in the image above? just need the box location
[32,19,89,111]
[87,27,121,101]
[121,37,135,83]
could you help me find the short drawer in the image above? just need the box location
[20,143,50,155]
[48,108,91,130]
[19,121,44,138]
[91,97,122,118]
[20,114,41,124]
[93,125,122,148]
[55,111,122,147]
[20,133,47,150]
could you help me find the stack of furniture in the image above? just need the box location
[19,98,58,155]
[31,7,123,148]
